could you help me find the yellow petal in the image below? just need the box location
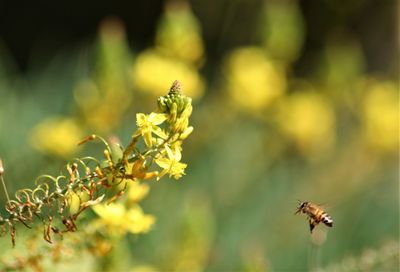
[164,145,175,160]
[152,126,168,139]
[136,113,147,127]
[148,112,167,125]
[155,157,171,169]
[170,161,187,179]
[143,130,153,147]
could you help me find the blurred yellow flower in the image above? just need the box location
[132,49,204,99]
[277,91,335,155]
[30,117,83,158]
[224,47,286,112]
[362,80,398,153]
[136,112,168,147]
[128,182,150,203]
[92,203,155,236]
[92,203,126,235]
[126,206,155,234]
[155,1,204,65]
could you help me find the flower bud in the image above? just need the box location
[169,80,181,95]
[169,102,178,122]
[180,126,194,140]
[157,97,168,112]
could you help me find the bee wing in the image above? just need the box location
[318,201,341,210]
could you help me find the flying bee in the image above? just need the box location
[295,201,333,233]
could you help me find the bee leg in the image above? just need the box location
[309,219,316,233]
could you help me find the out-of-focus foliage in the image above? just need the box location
[0,0,398,271]
[259,1,305,62]
[75,18,133,133]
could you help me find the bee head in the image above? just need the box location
[295,201,308,214]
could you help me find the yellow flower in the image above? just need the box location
[362,80,398,153]
[277,90,335,156]
[155,145,187,180]
[126,206,155,234]
[224,47,286,112]
[128,182,150,203]
[30,117,83,158]
[136,112,168,147]
[92,203,127,236]
[132,49,204,99]
[92,203,155,235]
[169,141,183,160]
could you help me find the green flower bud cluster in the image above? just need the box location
[157,80,194,137]
[157,81,192,116]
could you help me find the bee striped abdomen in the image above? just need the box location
[322,213,333,227]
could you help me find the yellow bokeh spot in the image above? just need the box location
[132,50,204,99]
[362,80,398,153]
[225,47,286,112]
[30,117,83,158]
[277,91,335,155]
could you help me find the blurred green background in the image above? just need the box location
[0,0,398,271]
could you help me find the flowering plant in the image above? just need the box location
[0,81,193,269]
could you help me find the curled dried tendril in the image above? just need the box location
[0,80,193,246]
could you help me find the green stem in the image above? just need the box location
[1,175,11,204]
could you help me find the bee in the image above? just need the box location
[295,201,333,233]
